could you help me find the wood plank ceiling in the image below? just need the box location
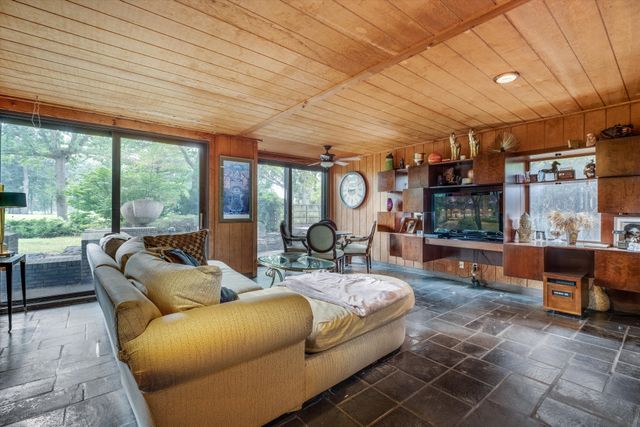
[0,0,638,159]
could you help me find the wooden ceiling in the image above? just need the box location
[0,0,638,159]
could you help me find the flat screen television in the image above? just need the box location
[430,187,503,235]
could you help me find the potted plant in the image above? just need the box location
[547,211,594,245]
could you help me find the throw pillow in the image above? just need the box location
[99,232,132,259]
[143,230,208,265]
[124,251,222,314]
[114,236,145,270]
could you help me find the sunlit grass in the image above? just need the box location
[18,236,80,254]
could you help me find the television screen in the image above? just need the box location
[432,190,502,233]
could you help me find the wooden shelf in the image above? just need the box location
[429,159,473,166]
[504,241,630,253]
[506,178,597,186]
[424,238,504,252]
[428,183,486,190]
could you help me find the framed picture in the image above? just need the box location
[405,219,417,234]
[614,216,640,248]
[219,156,253,222]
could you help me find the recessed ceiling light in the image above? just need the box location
[494,71,520,84]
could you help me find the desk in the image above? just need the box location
[1,254,26,332]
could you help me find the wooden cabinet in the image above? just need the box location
[408,164,429,188]
[402,188,427,213]
[598,176,640,214]
[503,244,544,281]
[594,251,640,292]
[377,170,408,192]
[543,272,588,316]
[402,235,424,262]
[473,152,505,185]
[596,137,640,177]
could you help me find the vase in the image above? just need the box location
[386,197,393,212]
[566,231,578,245]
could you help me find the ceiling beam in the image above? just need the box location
[240,0,532,137]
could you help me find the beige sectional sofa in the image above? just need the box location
[87,243,414,427]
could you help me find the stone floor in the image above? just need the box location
[2,263,640,426]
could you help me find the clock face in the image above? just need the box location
[340,172,367,209]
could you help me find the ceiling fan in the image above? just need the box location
[308,145,361,169]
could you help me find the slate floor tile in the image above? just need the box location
[620,350,640,367]
[466,316,511,336]
[371,407,430,427]
[552,379,638,425]
[355,362,397,385]
[428,333,461,348]
[374,370,424,402]
[528,344,573,368]
[339,387,395,425]
[298,399,358,427]
[545,334,617,363]
[325,376,368,404]
[0,385,83,426]
[616,362,640,380]
[624,336,640,354]
[459,399,544,427]
[390,352,448,383]
[604,374,640,405]
[432,370,493,406]
[413,341,467,367]
[64,390,135,427]
[405,386,471,426]
[483,348,560,384]
[465,332,501,350]
[536,397,610,426]
[561,365,609,392]
[454,357,509,386]
[453,341,487,358]
[488,374,548,416]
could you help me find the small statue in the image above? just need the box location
[443,167,456,185]
[468,129,480,158]
[449,132,461,160]
[584,160,596,179]
[516,212,534,243]
[586,133,597,147]
[588,282,610,312]
[399,158,405,169]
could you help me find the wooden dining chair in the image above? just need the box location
[306,222,344,272]
[342,221,377,273]
[279,221,307,253]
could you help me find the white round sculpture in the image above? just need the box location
[121,198,164,226]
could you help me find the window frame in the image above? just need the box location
[257,159,328,234]
[0,113,209,306]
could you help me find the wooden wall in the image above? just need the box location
[331,100,640,290]
[209,134,258,276]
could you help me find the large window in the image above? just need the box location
[0,117,206,304]
[529,155,600,242]
[257,162,326,255]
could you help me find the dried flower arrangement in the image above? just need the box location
[547,211,594,244]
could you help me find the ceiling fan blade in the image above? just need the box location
[307,161,321,166]
[337,156,362,161]
[334,161,349,166]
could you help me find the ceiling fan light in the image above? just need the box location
[320,161,334,168]
[494,71,520,84]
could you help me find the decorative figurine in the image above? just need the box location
[586,132,598,147]
[449,132,461,160]
[493,132,518,152]
[384,152,394,171]
[516,212,534,243]
[386,197,393,212]
[443,167,456,185]
[399,158,405,169]
[584,160,596,179]
[414,152,424,166]
[468,129,480,158]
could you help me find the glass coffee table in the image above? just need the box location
[257,253,336,286]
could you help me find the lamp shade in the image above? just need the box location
[0,192,27,208]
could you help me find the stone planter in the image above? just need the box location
[121,199,164,226]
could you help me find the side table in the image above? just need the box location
[1,254,27,332]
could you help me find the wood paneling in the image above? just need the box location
[1,1,639,157]
[595,251,640,292]
[598,176,640,214]
[210,134,259,276]
[595,136,640,177]
[473,152,505,185]
[503,244,544,281]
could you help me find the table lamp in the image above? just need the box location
[0,185,27,256]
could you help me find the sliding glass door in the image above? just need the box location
[0,120,112,301]
[120,137,201,234]
[0,118,206,305]
[257,162,326,255]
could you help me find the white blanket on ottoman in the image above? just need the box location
[282,272,411,317]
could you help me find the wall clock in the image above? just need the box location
[339,171,367,208]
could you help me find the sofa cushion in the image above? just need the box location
[144,230,208,265]
[100,232,132,259]
[115,236,146,270]
[125,251,222,314]
[241,274,414,353]
[207,260,262,294]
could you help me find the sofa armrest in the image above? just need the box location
[121,291,313,392]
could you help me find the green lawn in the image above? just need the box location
[19,236,80,254]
